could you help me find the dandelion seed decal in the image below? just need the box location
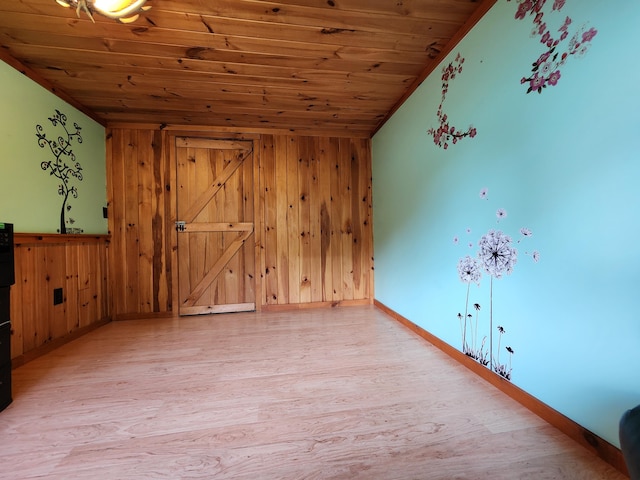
[479,187,489,200]
[519,227,532,242]
[496,208,507,222]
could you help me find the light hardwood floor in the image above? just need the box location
[0,306,626,479]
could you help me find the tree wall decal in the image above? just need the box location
[35,110,84,234]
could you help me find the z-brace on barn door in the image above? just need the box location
[175,137,255,315]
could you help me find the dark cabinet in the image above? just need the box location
[0,222,14,412]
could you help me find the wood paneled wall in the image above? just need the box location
[260,135,373,306]
[106,129,172,318]
[106,128,373,319]
[10,234,110,362]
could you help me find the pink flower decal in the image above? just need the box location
[582,27,597,42]
[427,53,477,149]
[507,0,597,94]
[553,0,565,10]
[530,74,546,92]
[547,70,561,86]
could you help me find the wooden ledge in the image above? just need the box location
[14,233,110,245]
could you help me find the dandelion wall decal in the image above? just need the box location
[427,53,477,149]
[457,255,483,285]
[478,229,517,279]
[494,326,510,377]
[507,0,598,94]
[457,256,483,354]
[451,187,540,380]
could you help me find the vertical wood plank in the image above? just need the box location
[167,131,178,314]
[358,138,374,301]
[339,138,354,301]
[224,152,241,305]
[245,147,257,307]
[308,137,323,303]
[105,128,116,319]
[46,245,66,340]
[108,129,127,317]
[298,136,312,304]
[18,246,36,352]
[77,241,91,328]
[329,137,343,302]
[286,136,301,304]
[274,135,289,305]
[9,250,23,358]
[214,151,226,305]
[137,130,154,313]
[152,130,169,312]
[65,243,80,332]
[262,135,278,306]
[98,239,110,319]
[349,139,364,299]
[34,245,48,348]
[195,147,212,306]
[317,137,334,303]
[123,129,140,314]
[175,143,191,310]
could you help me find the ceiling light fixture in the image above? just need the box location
[55,0,151,23]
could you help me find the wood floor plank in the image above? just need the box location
[0,307,625,479]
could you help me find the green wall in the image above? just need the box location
[0,60,107,234]
[372,0,640,447]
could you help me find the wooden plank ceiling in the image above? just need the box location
[0,0,491,137]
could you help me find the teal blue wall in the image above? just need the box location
[372,0,640,447]
[0,60,107,234]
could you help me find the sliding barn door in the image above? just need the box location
[175,137,255,315]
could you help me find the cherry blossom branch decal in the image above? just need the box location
[427,53,477,149]
[508,0,598,94]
